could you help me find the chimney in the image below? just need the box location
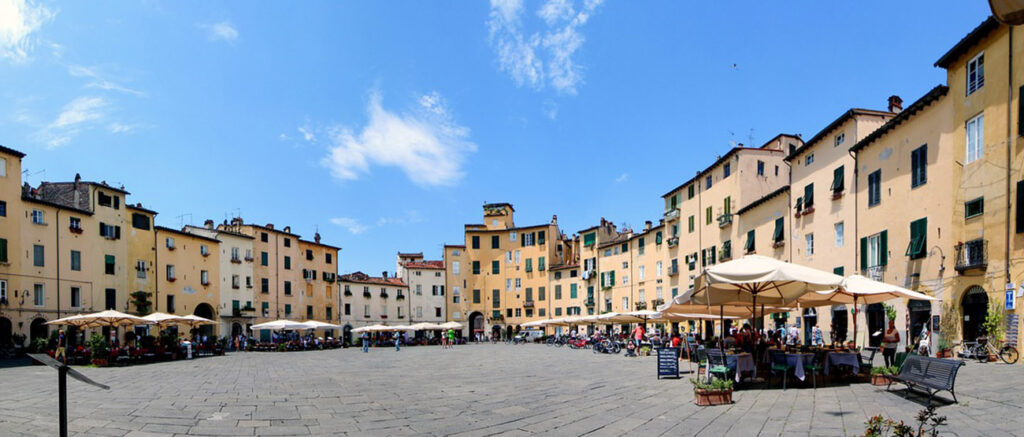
[283,226,291,233]
[204,219,214,230]
[266,223,274,230]
[551,214,558,225]
[382,271,388,279]
[74,173,81,187]
[888,95,903,113]
[314,232,321,244]
[645,220,652,231]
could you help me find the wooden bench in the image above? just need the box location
[886,355,964,405]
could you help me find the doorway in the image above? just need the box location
[908,299,932,345]
[0,317,11,347]
[831,305,848,343]
[866,303,885,348]
[803,308,818,345]
[961,286,989,342]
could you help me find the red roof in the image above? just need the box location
[339,272,408,287]
[404,260,444,270]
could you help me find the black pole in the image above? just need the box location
[58,365,68,437]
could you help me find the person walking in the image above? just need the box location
[55,330,66,364]
[882,320,900,366]
[447,328,456,349]
[361,331,370,353]
[395,333,401,351]
[631,324,645,355]
[812,325,823,347]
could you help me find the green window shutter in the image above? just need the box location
[525,258,532,272]
[609,271,615,286]
[833,266,845,276]
[701,249,707,267]
[539,256,545,271]
[538,231,545,244]
[688,216,694,233]
[907,218,927,259]
[492,260,500,274]
[860,237,868,270]
[724,196,731,215]
[831,166,844,192]
[795,196,804,212]
[473,261,480,274]
[710,246,717,264]
[773,218,784,242]
[656,232,663,244]
[745,230,755,252]
[804,183,814,207]
[600,272,606,288]
[880,230,888,266]
[584,233,596,246]
[570,284,578,299]
[0,238,6,263]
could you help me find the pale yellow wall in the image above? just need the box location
[736,190,791,262]
[297,239,340,324]
[155,228,220,335]
[126,206,156,315]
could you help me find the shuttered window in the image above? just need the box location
[772,217,784,242]
[804,183,814,208]
[868,170,882,206]
[911,145,927,188]
[906,218,928,259]
[830,166,844,193]
[744,229,755,253]
[583,233,596,246]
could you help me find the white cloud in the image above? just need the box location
[376,210,424,227]
[200,21,238,43]
[542,99,558,120]
[615,173,628,183]
[69,65,146,97]
[298,124,315,142]
[487,0,602,95]
[0,0,55,63]
[108,122,142,134]
[330,217,369,235]
[321,90,477,187]
[36,96,106,148]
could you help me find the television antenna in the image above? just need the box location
[175,213,192,227]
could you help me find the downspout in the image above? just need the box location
[848,147,859,277]
[275,234,280,319]
[1006,26,1014,286]
[55,209,60,318]
[153,226,159,313]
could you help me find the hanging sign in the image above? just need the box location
[1008,286,1017,311]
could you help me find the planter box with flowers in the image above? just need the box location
[691,378,734,406]
[870,366,899,386]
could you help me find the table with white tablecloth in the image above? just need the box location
[725,353,756,382]
[824,352,860,375]
[785,353,815,381]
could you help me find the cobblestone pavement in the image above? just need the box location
[1,344,1022,436]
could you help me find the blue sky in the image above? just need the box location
[0,1,993,274]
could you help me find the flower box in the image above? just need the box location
[871,375,890,386]
[694,389,733,406]
[92,358,108,367]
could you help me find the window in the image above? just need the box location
[583,232,596,247]
[805,153,814,165]
[834,222,844,248]
[911,145,927,188]
[492,289,500,308]
[491,235,500,249]
[363,305,370,317]
[965,197,984,219]
[834,132,845,147]
[538,256,545,271]
[805,233,814,256]
[246,276,252,288]
[705,175,713,189]
[69,217,81,231]
[100,222,120,239]
[305,249,314,261]
[262,278,269,293]
[166,237,175,249]
[33,284,44,306]
[0,200,5,217]
[831,166,844,193]
[525,258,533,272]
[71,287,81,308]
[803,183,814,209]
[570,283,578,299]
[638,237,645,255]
[167,295,176,313]
[868,170,882,206]
[688,184,695,199]
[0,157,4,177]
[326,252,332,264]
[510,231,517,241]
[105,255,115,275]
[967,52,984,95]
[0,280,5,303]
[284,256,293,270]
[261,251,269,266]
[523,232,535,246]
[98,192,118,209]
[773,217,784,243]
[860,231,888,269]
[166,264,175,280]
[515,278,521,290]
[473,289,481,304]
[71,250,81,271]
[33,244,44,267]
[745,229,755,253]
[284,304,292,316]
[907,218,928,259]
[688,216,695,233]
[307,305,314,318]
[471,235,480,249]
[472,261,480,274]
[834,266,845,276]
[638,265,645,281]
[105,288,116,310]
[966,113,984,164]
[453,261,460,274]
[232,275,240,288]
[200,245,209,256]
[284,281,292,295]
[705,206,712,225]
[723,162,731,178]
[131,213,150,230]
[622,297,628,311]
[514,250,521,264]
[230,247,240,261]
[492,260,500,274]
[757,160,764,176]
[31,209,44,225]
[283,238,291,247]
[525,288,533,302]
[656,261,663,277]
[260,232,268,242]
[344,303,351,316]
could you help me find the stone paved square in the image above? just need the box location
[1,344,1022,436]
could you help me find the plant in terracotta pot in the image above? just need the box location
[983,299,1007,361]
[870,366,899,385]
[936,301,960,358]
[88,333,110,367]
[691,378,734,406]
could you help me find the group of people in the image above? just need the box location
[360,328,458,353]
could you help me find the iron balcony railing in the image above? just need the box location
[955,239,987,272]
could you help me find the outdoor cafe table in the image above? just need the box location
[785,353,815,381]
[824,351,860,375]
[725,352,756,382]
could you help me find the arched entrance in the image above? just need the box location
[908,299,932,344]
[961,286,989,342]
[231,322,243,338]
[866,303,885,348]
[342,325,353,346]
[30,317,48,341]
[0,317,11,347]
[491,325,502,340]
[831,305,848,344]
[193,303,216,341]
[803,308,818,345]
[505,325,514,339]
[469,312,484,341]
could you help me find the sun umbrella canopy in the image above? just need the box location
[691,255,843,306]
[656,289,784,317]
[47,310,151,328]
[439,321,463,329]
[520,320,546,327]
[251,320,310,331]
[797,275,939,307]
[650,312,740,322]
[140,312,187,327]
[387,325,417,331]
[409,322,445,330]
[299,320,342,330]
[45,313,101,328]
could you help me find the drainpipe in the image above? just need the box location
[55,209,61,319]
[1006,26,1014,287]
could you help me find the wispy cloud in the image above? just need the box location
[108,122,143,134]
[69,65,147,97]
[199,21,238,43]
[0,0,56,63]
[376,210,424,227]
[487,0,602,95]
[35,96,107,148]
[320,90,477,187]
[330,217,369,235]
[614,173,628,183]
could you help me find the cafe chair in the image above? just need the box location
[806,350,826,388]
[769,349,794,390]
[706,349,732,383]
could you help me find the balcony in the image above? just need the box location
[363,291,372,298]
[651,298,664,308]
[523,300,535,308]
[955,239,987,273]
[667,237,679,247]
[717,213,733,228]
[664,208,680,221]
[344,289,353,297]
[585,298,595,306]
[231,257,242,264]
[489,314,505,322]
[634,301,648,310]
[669,266,679,276]
[244,255,254,262]
[396,293,405,300]
[380,291,389,299]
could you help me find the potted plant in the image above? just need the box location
[983,299,1007,362]
[88,334,110,366]
[936,301,960,358]
[870,366,899,385]
[691,378,734,406]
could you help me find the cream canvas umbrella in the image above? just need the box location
[352,324,390,333]
[141,312,187,327]
[439,321,463,329]
[520,320,546,328]
[46,313,103,328]
[251,320,310,331]
[176,314,216,329]
[409,322,445,330]
[300,320,343,330]
[796,275,939,347]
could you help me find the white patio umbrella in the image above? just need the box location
[300,320,343,330]
[409,322,444,330]
[351,324,390,333]
[251,320,310,331]
[140,312,187,327]
[46,313,103,328]
[439,321,463,329]
[387,325,417,331]
[520,320,547,328]
[796,275,939,347]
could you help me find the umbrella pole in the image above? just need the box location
[719,305,725,354]
[852,295,858,350]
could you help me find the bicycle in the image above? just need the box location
[969,337,1019,364]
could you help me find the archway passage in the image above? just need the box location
[0,317,11,347]
[231,322,243,338]
[491,325,502,340]
[908,299,932,344]
[831,305,848,344]
[342,325,353,346]
[469,312,484,341]
[193,303,216,341]
[866,303,885,348]
[505,325,514,340]
[961,286,989,342]
[30,317,48,342]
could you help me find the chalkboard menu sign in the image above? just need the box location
[657,347,680,379]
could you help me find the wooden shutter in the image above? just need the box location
[860,237,868,270]
[1017,180,1024,233]
[115,226,121,239]
[880,230,888,266]
[609,271,615,286]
